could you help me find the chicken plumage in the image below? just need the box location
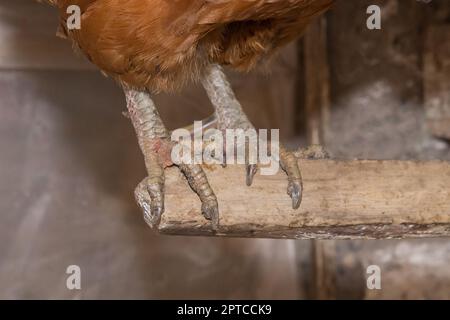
[44,0,332,92]
[40,0,333,229]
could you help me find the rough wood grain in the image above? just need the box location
[424,25,450,139]
[158,159,450,239]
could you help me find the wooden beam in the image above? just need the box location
[424,25,450,139]
[153,159,450,239]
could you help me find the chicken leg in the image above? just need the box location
[201,64,303,209]
[124,88,219,229]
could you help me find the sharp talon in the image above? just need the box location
[212,212,219,231]
[135,179,156,228]
[201,201,219,231]
[140,198,163,228]
[246,164,258,186]
[201,201,217,219]
[152,205,164,219]
[148,205,163,225]
[180,164,219,230]
[288,181,302,210]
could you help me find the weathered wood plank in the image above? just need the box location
[156,159,450,239]
[424,25,450,139]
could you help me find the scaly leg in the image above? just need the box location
[124,88,219,229]
[201,64,303,209]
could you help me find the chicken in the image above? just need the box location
[40,0,333,230]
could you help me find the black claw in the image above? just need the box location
[135,178,166,228]
[202,201,219,231]
[150,205,164,224]
[140,199,163,228]
[288,181,302,210]
[152,205,164,219]
[246,164,258,186]
[135,179,163,228]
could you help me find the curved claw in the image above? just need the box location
[246,164,258,186]
[147,206,163,227]
[180,163,219,231]
[134,178,164,228]
[202,200,220,231]
[287,180,303,210]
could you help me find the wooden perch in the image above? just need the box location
[157,159,450,239]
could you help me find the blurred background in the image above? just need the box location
[0,0,449,299]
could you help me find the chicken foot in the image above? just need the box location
[124,88,219,230]
[201,64,303,209]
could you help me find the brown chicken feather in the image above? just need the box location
[43,0,333,92]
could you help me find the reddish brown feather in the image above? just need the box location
[47,0,333,92]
